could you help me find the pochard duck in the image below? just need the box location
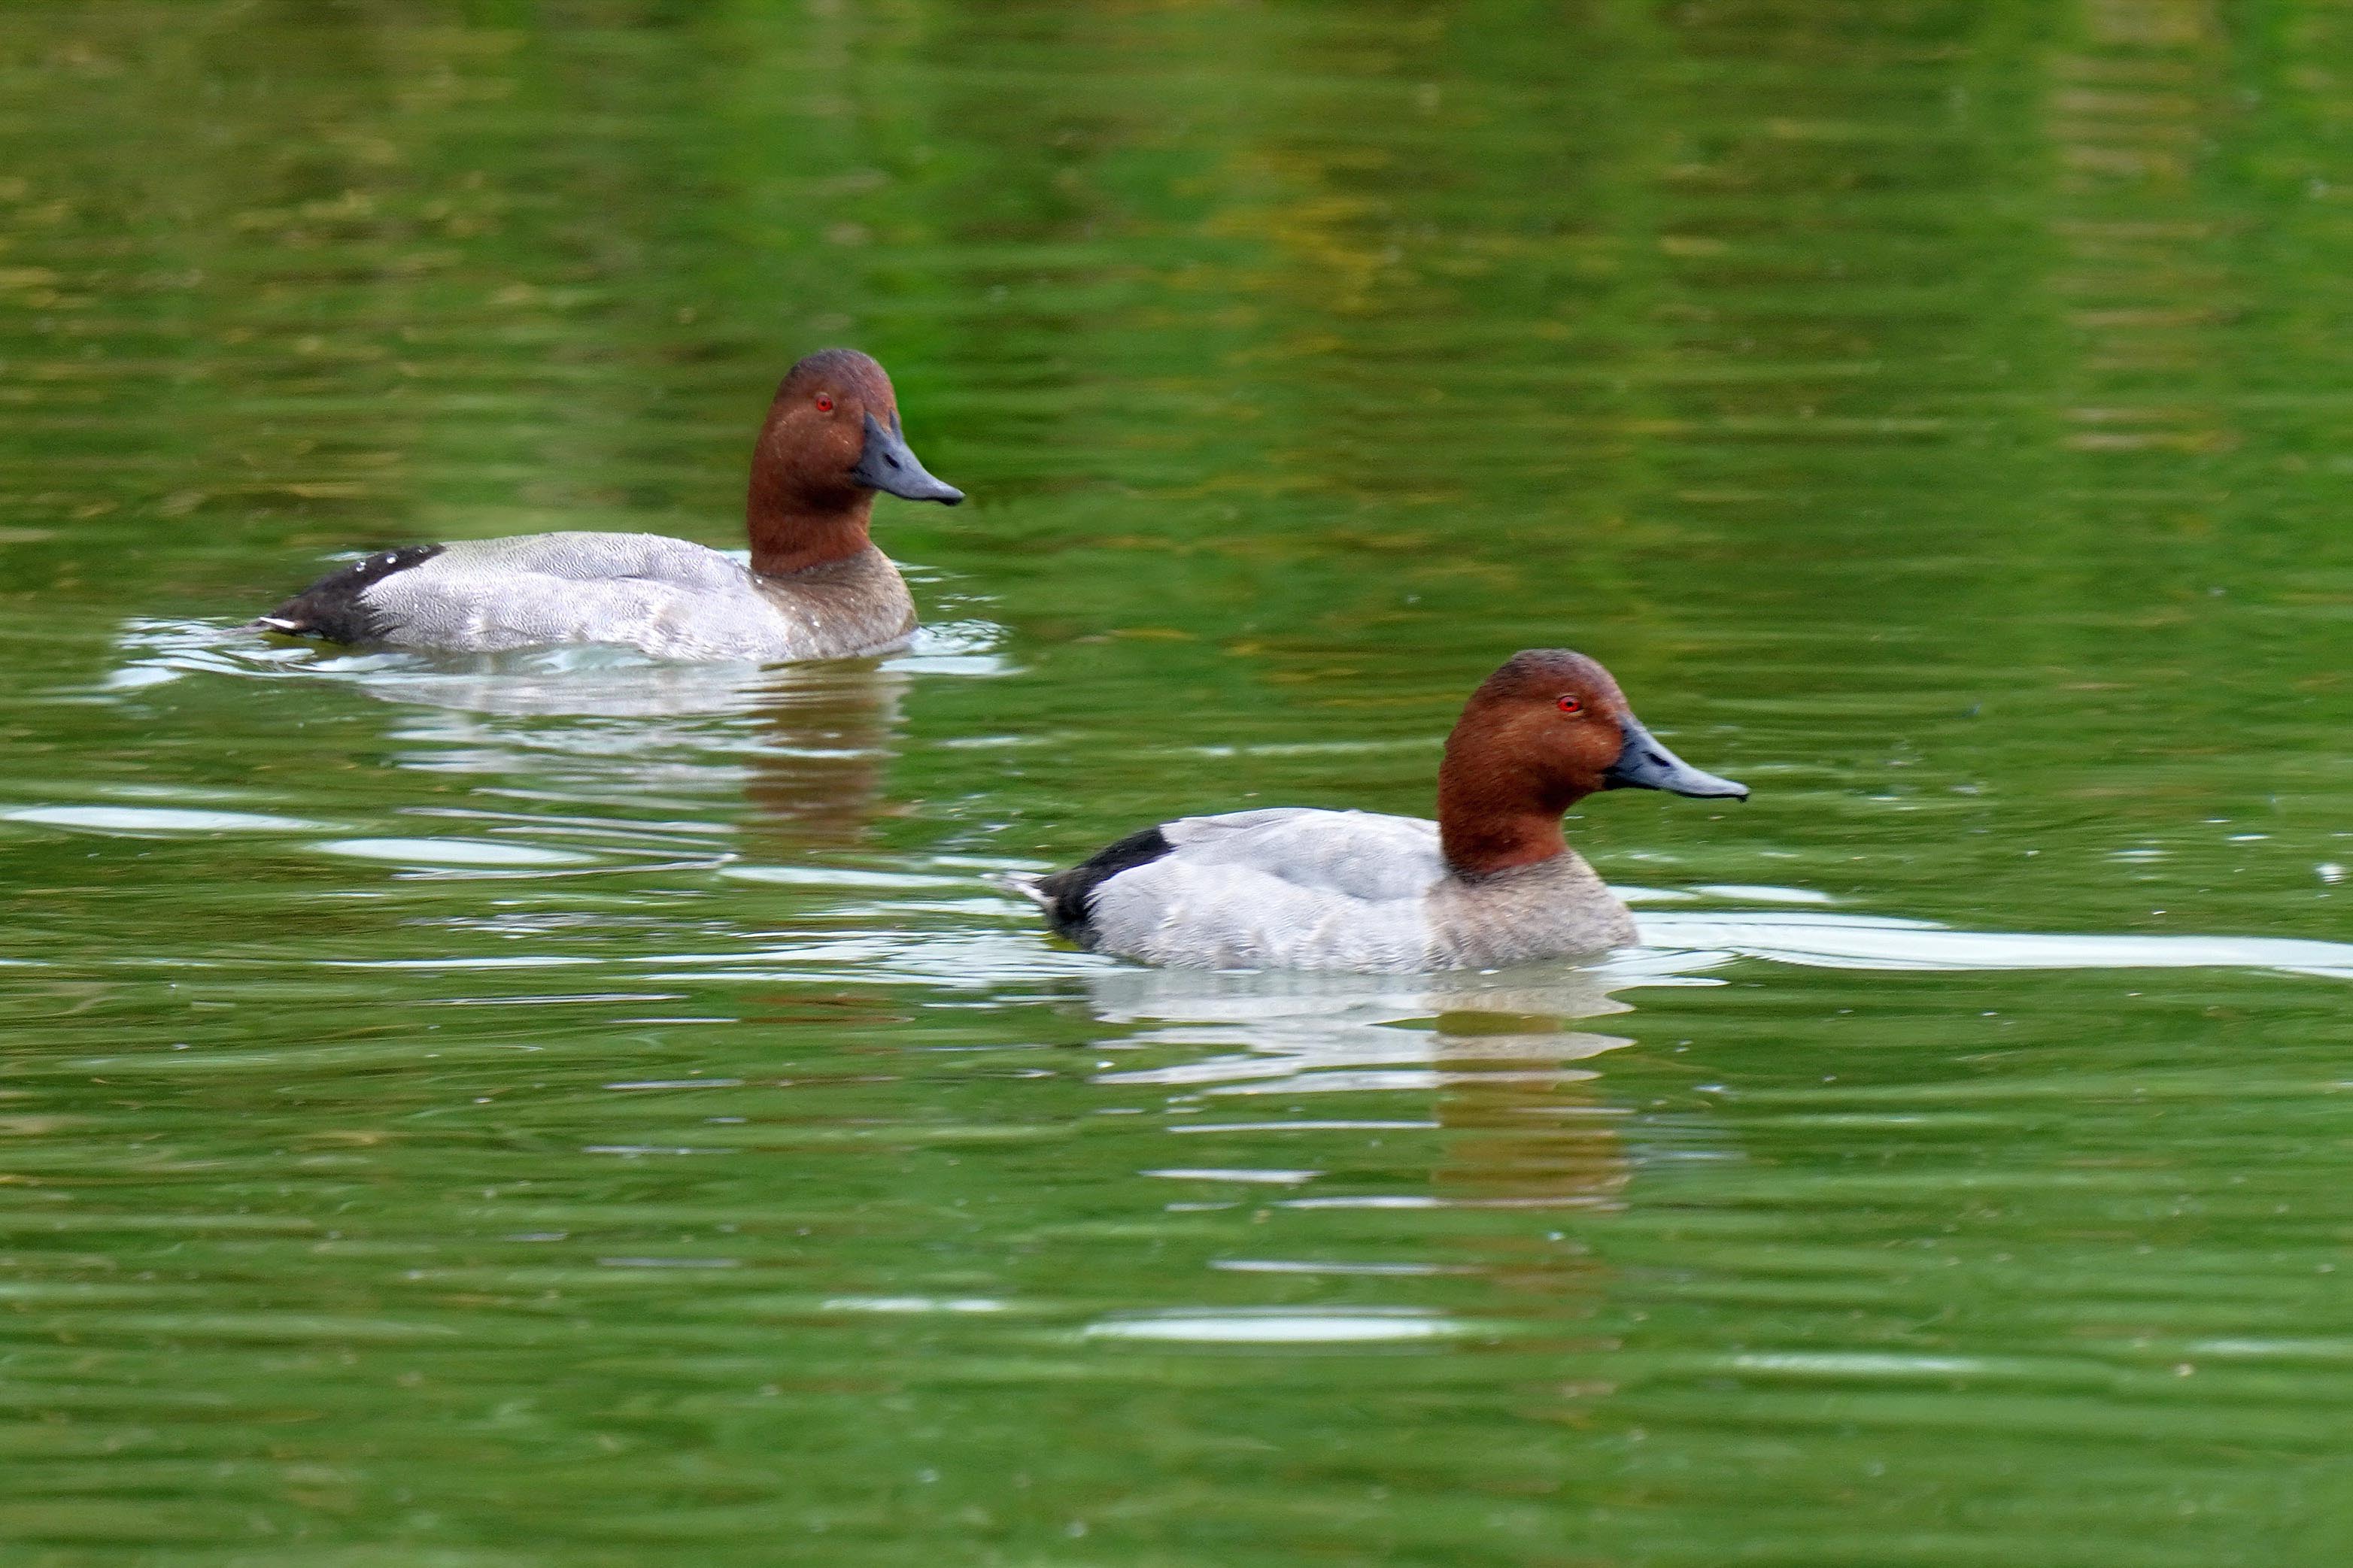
[1010,650,1747,972]
[253,349,962,660]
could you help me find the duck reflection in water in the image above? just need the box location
[342,652,912,858]
[1087,960,1666,1345]
[1084,962,1640,1099]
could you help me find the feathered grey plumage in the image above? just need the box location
[259,534,915,662]
[1014,808,1635,973]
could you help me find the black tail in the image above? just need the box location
[252,544,442,643]
[1031,825,1174,945]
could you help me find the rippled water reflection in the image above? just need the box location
[8,2,2353,1563]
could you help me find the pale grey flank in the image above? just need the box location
[1049,808,1635,972]
[354,533,915,661]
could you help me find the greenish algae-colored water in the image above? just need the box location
[5,2,2353,1563]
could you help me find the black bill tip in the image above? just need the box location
[1603,716,1749,801]
[852,411,964,505]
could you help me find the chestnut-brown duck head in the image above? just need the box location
[1435,648,1747,877]
[745,348,962,576]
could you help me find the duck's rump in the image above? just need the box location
[258,532,913,661]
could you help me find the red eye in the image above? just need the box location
[814,393,834,413]
[1556,695,1583,714]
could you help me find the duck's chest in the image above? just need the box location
[1422,853,1636,969]
[641,550,914,660]
[744,548,916,660]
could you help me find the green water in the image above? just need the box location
[5,2,2353,1563]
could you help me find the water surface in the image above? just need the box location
[4,3,2353,1563]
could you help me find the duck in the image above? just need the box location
[251,349,964,661]
[1008,649,1747,972]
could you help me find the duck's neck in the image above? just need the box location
[1435,752,1584,880]
[746,482,876,578]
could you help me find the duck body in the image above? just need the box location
[1030,808,1632,973]
[254,349,960,662]
[260,534,914,661]
[1013,649,1748,974]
